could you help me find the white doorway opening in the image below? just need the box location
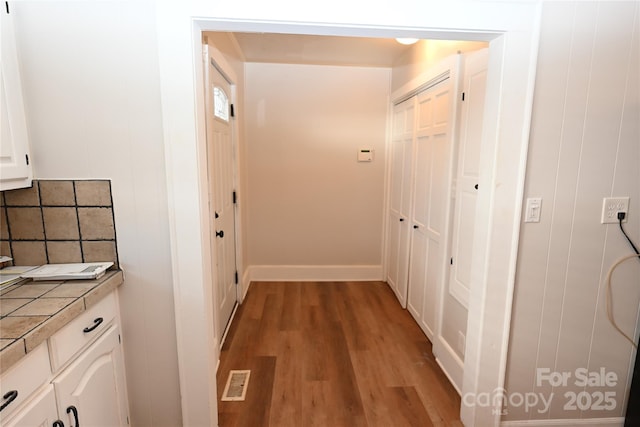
[156,3,542,425]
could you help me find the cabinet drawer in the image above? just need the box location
[0,343,51,421]
[2,384,58,427]
[49,292,116,372]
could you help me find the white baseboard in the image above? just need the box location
[241,269,251,302]
[501,417,624,427]
[434,335,463,394]
[247,265,383,282]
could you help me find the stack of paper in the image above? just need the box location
[0,266,39,290]
[21,262,114,281]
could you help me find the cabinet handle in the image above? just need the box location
[413,225,419,229]
[83,317,103,333]
[53,421,65,427]
[67,405,80,427]
[0,390,18,412]
[399,218,404,222]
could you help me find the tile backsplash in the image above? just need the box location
[0,180,119,267]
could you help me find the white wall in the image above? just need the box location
[244,62,390,279]
[392,39,487,93]
[12,2,182,426]
[505,1,640,422]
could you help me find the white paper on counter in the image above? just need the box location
[21,262,114,281]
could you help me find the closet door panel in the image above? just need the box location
[406,77,453,340]
[407,228,427,322]
[387,98,415,307]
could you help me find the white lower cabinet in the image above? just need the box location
[2,386,58,427]
[53,325,129,427]
[0,291,129,427]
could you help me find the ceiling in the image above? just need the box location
[230,32,415,67]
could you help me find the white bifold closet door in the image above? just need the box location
[386,97,415,308]
[387,63,457,342]
[407,78,454,340]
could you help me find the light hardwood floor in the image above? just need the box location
[217,281,462,426]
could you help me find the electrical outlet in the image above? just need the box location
[601,197,629,224]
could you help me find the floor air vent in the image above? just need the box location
[221,370,251,401]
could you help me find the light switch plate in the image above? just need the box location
[601,197,629,224]
[524,197,542,223]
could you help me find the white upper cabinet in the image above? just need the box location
[1,2,32,191]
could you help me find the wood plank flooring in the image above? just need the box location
[217,281,462,427]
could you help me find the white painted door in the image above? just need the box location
[53,325,129,427]
[2,386,59,427]
[406,76,454,341]
[0,5,32,191]
[448,49,488,308]
[387,97,415,308]
[205,59,237,340]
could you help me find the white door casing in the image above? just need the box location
[448,48,489,309]
[205,58,238,341]
[158,3,541,425]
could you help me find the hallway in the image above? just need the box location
[217,281,462,426]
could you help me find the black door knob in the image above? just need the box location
[216,230,224,238]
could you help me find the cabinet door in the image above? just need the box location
[53,325,129,427]
[1,4,32,191]
[2,385,58,427]
[0,343,52,421]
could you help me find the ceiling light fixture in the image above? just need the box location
[395,38,419,45]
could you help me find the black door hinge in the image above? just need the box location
[230,104,235,118]
[461,92,465,101]
[25,154,29,165]
[232,191,237,204]
[234,271,238,285]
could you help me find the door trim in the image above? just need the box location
[204,50,240,348]
[156,3,542,425]
[205,44,246,303]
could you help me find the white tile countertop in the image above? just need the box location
[0,270,123,371]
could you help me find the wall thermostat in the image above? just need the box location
[357,148,374,162]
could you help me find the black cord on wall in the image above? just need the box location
[605,211,640,349]
[618,212,640,258]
